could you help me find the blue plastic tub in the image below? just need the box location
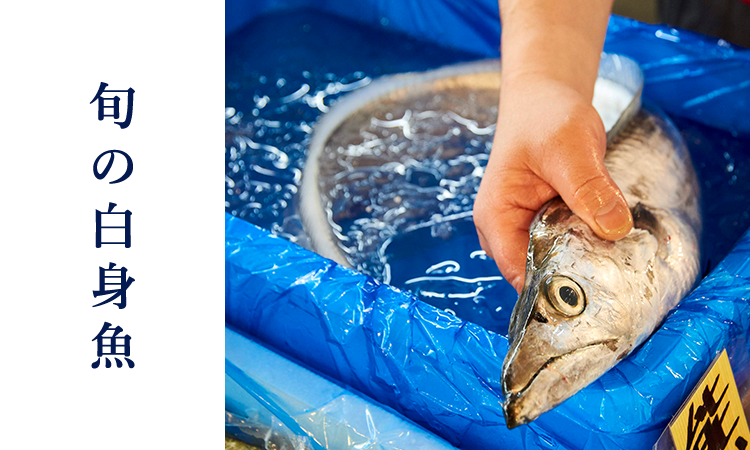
[226,1,750,449]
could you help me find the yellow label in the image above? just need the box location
[670,349,749,450]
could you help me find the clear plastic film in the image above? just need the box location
[226,410,312,450]
[225,327,458,450]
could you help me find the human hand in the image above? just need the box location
[473,75,633,292]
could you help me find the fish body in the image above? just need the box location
[502,109,701,427]
[298,57,701,426]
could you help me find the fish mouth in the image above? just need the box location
[503,338,619,429]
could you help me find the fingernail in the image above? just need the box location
[595,200,631,235]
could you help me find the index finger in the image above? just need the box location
[475,202,536,293]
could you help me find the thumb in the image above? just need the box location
[545,142,633,241]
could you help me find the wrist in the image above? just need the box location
[499,0,613,99]
[500,37,601,100]
[499,74,589,114]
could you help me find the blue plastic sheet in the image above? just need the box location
[226,215,750,449]
[227,0,750,136]
[226,1,750,448]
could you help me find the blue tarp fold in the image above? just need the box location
[226,215,750,449]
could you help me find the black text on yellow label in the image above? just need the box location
[670,349,749,450]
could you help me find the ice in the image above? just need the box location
[593,77,636,131]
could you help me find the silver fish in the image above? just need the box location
[502,110,702,427]
[298,56,701,427]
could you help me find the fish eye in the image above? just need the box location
[543,275,586,317]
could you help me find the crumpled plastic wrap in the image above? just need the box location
[227,214,750,449]
[603,17,750,137]
[226,409,312,450]
[225,327,458,450]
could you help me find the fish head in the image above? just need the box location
[502,199,658,428]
